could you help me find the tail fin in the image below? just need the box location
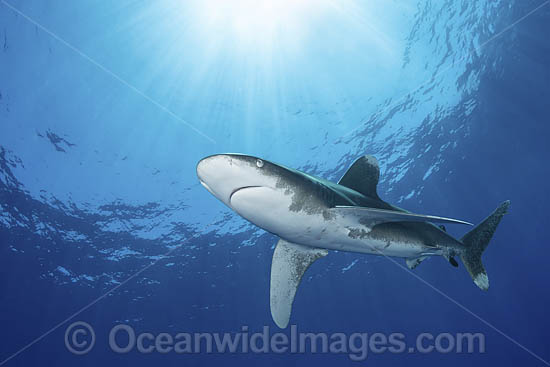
[460,201,510,290]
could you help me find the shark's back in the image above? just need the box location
[298,155,398,211]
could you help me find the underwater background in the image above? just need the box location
[1,0,549,365]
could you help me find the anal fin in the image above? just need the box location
[270,239,328,328]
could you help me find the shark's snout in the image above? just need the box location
[197,155,236,204]
[196,155,220,185]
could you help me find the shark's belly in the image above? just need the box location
[289,221,431,258]
[323,237,429,257]
[272,210,432,258]
[230,186,332,240]
[230,186,433,259]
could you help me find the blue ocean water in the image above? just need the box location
[1,0,549,365]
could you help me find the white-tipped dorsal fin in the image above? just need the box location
[338,155,380,199]
[331,206,473,227]
[270,239,328,328]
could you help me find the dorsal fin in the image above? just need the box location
[338,155,380,199]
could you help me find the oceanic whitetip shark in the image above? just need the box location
[196,154,510,328]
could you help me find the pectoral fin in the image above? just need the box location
[270,239,328,328]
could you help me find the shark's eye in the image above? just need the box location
[256,159,264,168]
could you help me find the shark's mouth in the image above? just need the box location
[229,185,262,203]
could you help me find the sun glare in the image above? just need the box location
[193,0,324,47]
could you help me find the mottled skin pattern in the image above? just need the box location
[199,154,465,260]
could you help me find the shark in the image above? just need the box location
[196,154,510,328]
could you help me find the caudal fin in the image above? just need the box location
[460,201,510,290]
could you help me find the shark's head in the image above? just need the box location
[197,154,281,206]
[197,154,330,237]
